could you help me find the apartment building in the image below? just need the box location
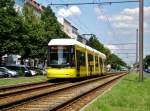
[61,19,79,39]
[14,0,42,16]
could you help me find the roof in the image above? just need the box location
[48,39,106,60]
[26,0,43,12]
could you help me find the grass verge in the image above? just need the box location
[0,75,48,87]
[84,72,150,111]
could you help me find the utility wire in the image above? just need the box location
[120,56,136,57]
[110,48,150,51]
[97,0,116,39]
[58,0,92,34]
[49,1,139,6]
[117,53,136,54]
[108,43,136,45]
[110,49,136,50]
[53,5,89,33]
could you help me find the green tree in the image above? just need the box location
[0,0,25,65]
[88,35,104,52]
[20,4,46,64]
[88,36,126,68]
[20,5,69,65]
[88,35,111,59]
[144,55,150,69]
[41,6,69,41]
[108,54,126,69]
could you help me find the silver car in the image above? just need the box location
[0,67,18,77]
[0,71,9,78]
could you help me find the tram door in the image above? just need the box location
[76,50,86,77]
[76,50,80,77]
[99,57,102,74]
[88,54,93,76]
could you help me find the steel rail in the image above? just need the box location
[58,74,125,111]
[51,74,126,111]
[0,73,127,111]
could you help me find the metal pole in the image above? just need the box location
[136,29,138,65]
[139,0,144,81]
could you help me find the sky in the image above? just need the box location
[37,0,150,65]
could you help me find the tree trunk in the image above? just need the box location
[21,57,24,65]
[0,55,2,66]
[43,58,47,68]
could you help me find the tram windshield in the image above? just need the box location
[48,46,75,67]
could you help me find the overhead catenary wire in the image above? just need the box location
[49,1,139,6]
[58,0,93,34]
[110,49,136,50]
[107,43,136,45]
[110,48,150,50]
[53,5,89,33]
[97,0,116,39]
[120,55,136,57]
[51,0,139,43]
[116,53,136,54]
[95,0,134,56]
[51,0,141,65]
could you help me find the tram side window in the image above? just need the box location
[76,50,86,66]
[99,57,102,67]
[95,56,99,67]
[88,54,93,66]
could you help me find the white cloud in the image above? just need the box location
[122,7,150,17]
[105,45,118,49]
[111,7,150,29]
[57,5,81,17]
[112,15,133,22]
[95,7,150,64]
[95,7,108,21]
[98,15,107,21]
[121,8,139,15]
[105,45,119,53]
[95,6,150,30]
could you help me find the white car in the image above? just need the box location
[0,67,18,77]
[29,70,37,76]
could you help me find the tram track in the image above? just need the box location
[0,81,71,109]
[0,73,127,111]
[0,72,124,96]
[58,74,125,111]
[0,81,58,97]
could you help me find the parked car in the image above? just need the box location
[0,71,9,78]
[29,67,47,75]
[27,67,37,76]
[0,67,18,77]
[41,68,47,75]
[5,65,32,77]
[144,69,150,73]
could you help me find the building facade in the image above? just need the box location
[14,0,79,40]
[4,0,43,65]
[61,19,79,39]
[25,0,43,17]
[14,0,42,16]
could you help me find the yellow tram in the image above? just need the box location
[47,39,106,78]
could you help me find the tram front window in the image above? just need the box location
[48,46,74,67]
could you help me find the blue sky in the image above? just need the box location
[37,0,150,65]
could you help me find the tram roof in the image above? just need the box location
[48,39,106,60]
